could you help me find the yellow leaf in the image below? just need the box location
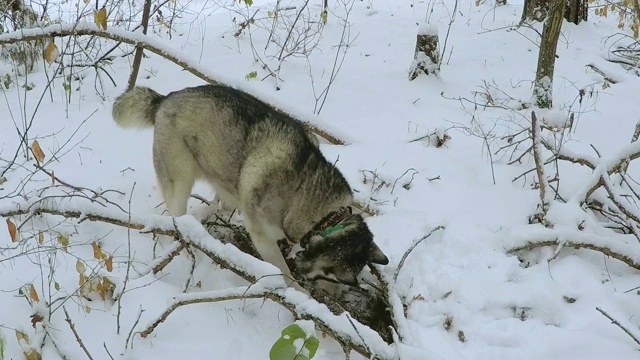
[37,232,44,245]
[28,284,40,302]
[76,260,85,274]
[94,7,108,30]
[44,41,59,64]
[603,5,608,17]
[15,329,29,343]
[100,278,115,299]
[92,241,103,260]
[105,255,113,272]
[24,349,42,360]
[58,234,69,251]
[31,140,45,163]
[85,306,91,314]
[6,218,17,242]
[79,273,87,287]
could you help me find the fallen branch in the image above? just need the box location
[1,200,398,359]
[585,64,619,84]
[0,23,345,145]
[507,228,640,272]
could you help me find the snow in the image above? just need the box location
[418,23,438,36]
[2,0,640,359]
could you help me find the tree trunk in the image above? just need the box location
[564,0,587,25]
[533,0,566,108]
[521,0,551,22]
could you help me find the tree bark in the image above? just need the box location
[533,0,566,108]
[521,0,551,22]
[564,0,587,25]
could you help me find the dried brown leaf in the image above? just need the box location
[31,140,45,163]
[6,218,17,242]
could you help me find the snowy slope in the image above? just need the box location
[2,0,640,359]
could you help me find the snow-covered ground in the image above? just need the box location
[2,0,640,359]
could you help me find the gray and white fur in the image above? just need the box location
[112,85,388,287]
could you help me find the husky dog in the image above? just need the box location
[112,85,388,286]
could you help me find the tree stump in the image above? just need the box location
[409,24,440,80]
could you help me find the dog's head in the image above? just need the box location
[296,214,389,286]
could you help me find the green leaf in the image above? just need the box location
[245,71,258,81]
[269,323,319,360]
[54,282,60,291]
[240,0,253,6]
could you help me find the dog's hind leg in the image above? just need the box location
[153,135,199,217]
[159,176,195,216]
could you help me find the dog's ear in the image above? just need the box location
[369,244,389,265]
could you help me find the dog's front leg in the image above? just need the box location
[243,219,304,291]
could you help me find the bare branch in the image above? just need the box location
[507,234,640,272]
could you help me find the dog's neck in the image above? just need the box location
[283,203,353,243]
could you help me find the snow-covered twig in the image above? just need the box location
[0,23,346,145]
[1,200,398,359]
[619,118,640,183]
[596,307,640,346]
[139,285,269,338]
[506,227,640,271]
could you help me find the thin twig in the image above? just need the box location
[117,182,136,334]
[394,225,445,282]
[125,306,144,350]
[596,307,640,346]
[63,306,94,360]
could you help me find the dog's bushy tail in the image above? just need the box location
[112,87,163,128]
